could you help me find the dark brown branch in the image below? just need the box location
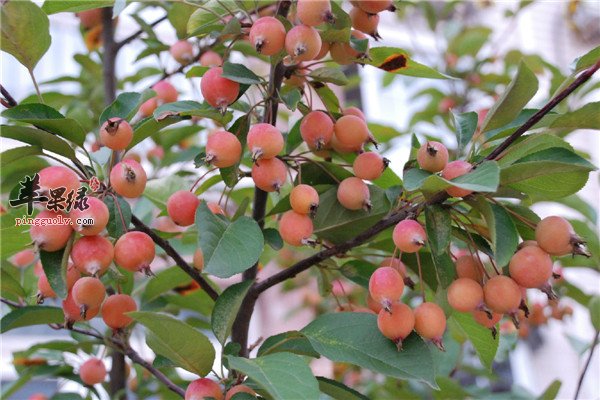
[0,297,22,308]
[125,346,185,397]
[0,84,18,107]
[131,215,219,301]
[574,329,599,400]
[115,15,168,50]
[101,7,118,105]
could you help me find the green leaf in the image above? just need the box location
[220,114,250,187]
[317,377,369,400]
[471,199,519,268]
[537,380,562,400]
[430,251,456,289]
[453,112,478,156]
[227,353,320,400]
[222,62,262,85]
[573,45,600,73]
[339,260,377,289]
[41,1,113,14]
[481,62,539,132]
[309,67,349,86]
[168,2,196,39]
[319,1,351,43]
[1,0,51,70]
[185,65,209,78]
[152,100,231,124]
[448,27,492,57]
[129,311,215,376]
[425,205,451,256]
[497,133,571,167]
[257,331,320,358]
[588,296,600,331]
[263,228,283,250]
[302,313,437,387]
[0,125,76,161]
[405,161,500,195]
[1,146,43,167]
[187,1,228,37]
[1,269,26,298]
[211,280,253,344]
[449,312,498,371]
[285,118,303,154]
[196,202,264,278]
[103,195,132,238]
[141,267,192,303]
[40,244,71,299]
[99,92,144,124]
[143,175,188,210]
[366,47,453,80]
[281,88,302,111]
[1,306,64,333]
[550,102,600,130]
[311,82,341,114]
[2,104,86,146]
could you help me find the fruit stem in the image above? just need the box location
[416,251,425,301]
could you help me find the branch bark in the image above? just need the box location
[101,7,118,105]
[115,15,168,50]
[574,329,599,400]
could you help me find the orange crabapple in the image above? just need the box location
[447,278,484,313]
[297,0,334,26]
[414,302,446,350]
[535,216,587,256]
[152,80,178,104]
[101,294,137,329]
[205,130,242,168]
[29,210,73,252]
[330,30,369,65]
[72,277,105,317]
[28,394,48,400]
[77,9,102,29]
[290,184,319,216]
[37,273,57,301]
[315,41,330,60]
[330,132,362,154]
[200,67,240,111]
[251,157,288,192]
[355,0,394,13]
[247,123,284,161]
[337,177,371,211]
[367,293,383,313]
[368,266,404,311]
[379,257,415,288]
[416,141,449,173]
[167,190,200,227]
[62,290,100,325]
[199,50,223,67]
[170,40,194,64]
[249,16,286,56]
[472,310,502,329]
[393,219,426,253]
[300,110,334,150]
[38,165,81,198]
[114,231,155,274]
[279,210,314,246]
[110,159,147,198]
[455,254,484,283]
[483,275,522,318]
[441,160,473,198]
[285,25,322,62]
[70,196,109,236]
[349,7,381,38]
[334,115,370,151]
[79,358,107,386]
[509,245,553,289]
[343,106,366,121]
[99,118,133,150]
[205,201,225,216]
[139,97,158,117]
[11,249,35,268]
[71,235,114,276]
[225,385,256,400]
[185,378,224,400]
[377,303,414,350]
[353,151,389,181]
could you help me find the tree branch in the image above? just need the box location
[574,329,599,400]
[115,15,168,50]
[0,84,18,107]
[101,7,118,105]
[131,215,219,301]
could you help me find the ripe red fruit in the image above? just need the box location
[99,118,133,150]
[337,177,371,211]
[441,160,473,198]
[201,67,240,111]
[330,30,369,65]
[114,231,155,274]
[78,9,102,29]
[535,216,584,256]
[152,81,178,104]
[249,16,286,56]
[37,272,57,301]
[12,249,35,268]
[315,41,330,60]
[247,123,284,161]
[206,201,225,216]
[290,184,319,216]
[368,266,404,310]
[483,275,522,315]
[279,210,314,246]
[472,310,502,332]
[30,210,73,252]
[349,7,380,38]
[102,294,137,329]
[300,111,334,149]
[447,278,484,312]
[343,106,366,121]
[414,302,446,349]
[167,190,200,227]
[285,25,322,62]
[110,159,147,198]
[170,40,194,64]
[355,0,393,13]
[353,152,388,181]
[71,235,114,276]
[297,0,334,26]
[509,246,553,288]
[377,303,414,350]
[251,157,288,192]
[63,290,99,324]
[38,165,81,198]
[139,98,158,117]
[28,393,47,400]
[334,115,370,151]
[205,130,242,168]
[393,219,426,253]
[367,293,383,313]
[185,378,223,400]
[199,50,223,67]
[417,141,449,173]
[225,385,256,400]
[79,358,107,386]
[379,257,407,278]
[70,196,109,236]
[72,277,105,317]
[455,255,484,283]
[193,248,204,271]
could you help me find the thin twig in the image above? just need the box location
[574,330,599,400]
[115,15,168,50]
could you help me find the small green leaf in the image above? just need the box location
[430,251,456,289]
[471,199,519,268]
[366,47,453,80]
[449,312,498,371]
[103,195,132,239]
[453,112,478,156]
[317,377,369,400]
[573,45,600,73]
[99,92,145,124]
[185,65,209,78]
[308,67,349,86]
[41,1,114,14]
[285,118,303,154]
[143,175,188,210]
[220,114,250,187]
[0,146,43,167]
[281,88,302,111]
[425,205,451,256]
[537,380,562,400]
[550,102,600,130]
[1,306,64,333]
[1,269,26,298]
[588,296,600,331]
[405,161,500,195]
[141,267,192,303]
[263,228,283,250]
[311,83,341,114]
[319,1,351,43]
[187,1,228,37]
[211,280,253,344]
[257,331,320,358]
[339,260,377,289]
[222,62,262,85]
[0,125,77,161]
[168,2,196,39]
[448,27,492,57]
[40,241,72,299]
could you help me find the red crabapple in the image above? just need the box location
[63,290,99,325]
[72,277,105,317]
[290,184,319,216]
[247,123,284,161]
[78,9,102,29]
[441,160,473,198]
[337,177,371,211]
[99,118,133,150]
[205,130,242,168]
[377,303,414,350]
[114,231,155,274]
[79,358,107,386]
[297,0,334,26]
[110,159,147,198]
[315,41,330,60]
[356,0,394,13]
[200,67,240,111]
[279,210,314,246]
[379,257,407,277]
[417,141,449,173]
[71,235,114,276]
[11,249,35,268]
[199,50,223,67]
[285,25,322,62]
[28,393,47,400]
[368,266,404,311]
[249,16,286,56]
[343,106,366,121]
[29,210,73,252]
[447,278,484,312]
[206,201,225,216]
[139,98,158,117]
[170,40,194,64]
[300,111,334,149]
[152,216,183,233]
[483,275,522,316]
[334,115,370,151]
[393,219,426,253]
[193,248,204,271]
[509,246,553,288]
[367,293,383,313]
[167,190,199,227]
[37,273,57,302]
[152,81,178,104]
[535,216,587,256]
[185,378,223,400]
[349,7,380,38]
[102,294,137,329]
[414,302,446,350]
[251,157,288,192]
[225,385,256,400]
[472,310,502,328]
[330,30,369,65]
[455,255,483,283]
[70,196,109,236]
[38,166,81,198]
[353,152,389,181]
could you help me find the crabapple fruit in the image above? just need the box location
[78,9,102,29]
[167,190,199,227]
[225,385,256,400]
[110,159,147,198]
[99,118,133,150]
[353,152,389,181]
[337,177,371,211]
[417,141,449,173]
[290,184,319,216]
[455,255,483,283]
[70,196,109,236]
[441,160,473,198]
[102,294,137,329]
[483,275,522,315]
[206,201,225,216]
[152,80,178,104]
[355,0,393,13]
[330,30,369,65]
[377,303,414,350]
[509,246,553,288]
[249,16,286,56]
[247,123,284,161]
[201,67,240,111]
[38,166,81,198]
[368,266,404,311]
[139,98,158,117]
[315,41,330,60]
[72,277,105,317]
[300,111,334,149]
[199,50,223,67]
[343,106,366,121]
[393,219,426,253]
[114,231,155,274]
[185,378,223,400]
[62,290,99,324]
[71,235,114,276]
[28,394,47,400]
[193,248,204,271]
[297,0,334,26]
[170,40,194,64]
[349,7,380,38]
[251,157,288,192]
[30,210,73,252]
[79,358,107,386]
[379,257,407,277]
[12,249,35,268]
[367,293,383,313]
[535,216,583,256]
[279,210,314,246]
[334,115,370,151]
[205,130,242,168]
[447,278,484,312]
[414,302,446,349]
[285,25,322,62]
[37,273,57,301]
